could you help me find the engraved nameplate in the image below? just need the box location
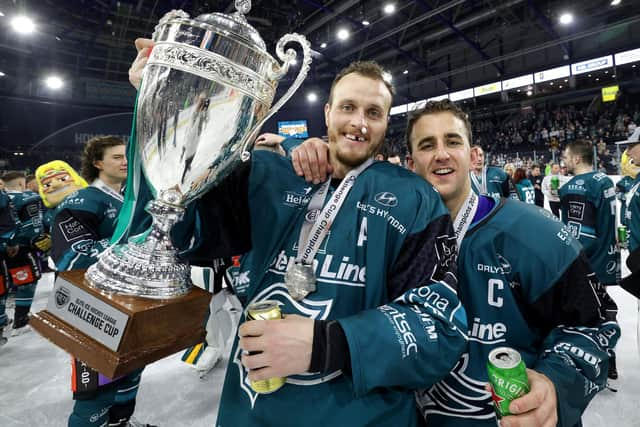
[46,276,129,351]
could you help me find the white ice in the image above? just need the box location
[1,262,638,426]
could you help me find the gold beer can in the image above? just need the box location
[246,300,286,393]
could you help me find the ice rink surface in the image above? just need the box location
[0,265,638,426]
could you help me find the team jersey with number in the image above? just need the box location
[559,172,618,285]
[417,197,619,426]
[124,150,468,427]
[515,178,536,204]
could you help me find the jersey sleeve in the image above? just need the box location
[51,208,109,271]
[337,189,467,397]
[525,252,619,426]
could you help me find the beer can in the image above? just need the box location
[487,347,530,418]
[246,300,286,394]
[618,225,628,248]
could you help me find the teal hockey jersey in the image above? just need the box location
[559,172,618,285]
[417,198,619,426]
[515,178,535,204]
[123,150,468,427]
[0,191,17,253]
[616,175,635,227]
[6,190,45,248]
[626,176,640,252]
[470,167,518,200]
[51,186,122,271]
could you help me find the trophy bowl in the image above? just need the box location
[86,1,311,299]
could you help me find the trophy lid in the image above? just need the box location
[195,0,266,52]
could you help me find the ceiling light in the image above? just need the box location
[403,69,408,75]
[559,13,574,25]
[526,90,533,96]
[337,28,350,41]
[320,42,327,48]
[564,79,568,82]
[588,74,592,77]
[596,78,600,81]
[0,11,5,17]
[11,15,35,34]
[559,85,563,88]
[516,89,521,92]
[612,75,616,77]
[307,92,318,103]
[604,70,608,73]
[611,0,621,5]
[383,4,396,15]
[362,20,370,26]
[0,71,5,77]
[550,82,554,85]
[45,75,64,90]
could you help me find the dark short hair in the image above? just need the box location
[2,170,26,182]
[328,61,395,107]
[405,99,473,154]
[565,139,594,165]
[81,136,126,182]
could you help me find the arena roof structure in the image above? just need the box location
[0,0,638,108]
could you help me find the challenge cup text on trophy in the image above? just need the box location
[31,0,311,378]
[86,1,312,297]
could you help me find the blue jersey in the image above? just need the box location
[559,172,618,285]
[6,190,45,248]
[470,167,518,200]
[515,178,536,204]
[0,191,17,253]
[51,186,122,271]
[124,150,468,427]
[417,198,619,426]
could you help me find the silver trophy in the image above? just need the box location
[85,0,311,299]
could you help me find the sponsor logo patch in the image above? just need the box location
[374,191,398,207]
[568,201,585,221]
[58,216,91,242]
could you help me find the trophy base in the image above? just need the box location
[31,270,211,378]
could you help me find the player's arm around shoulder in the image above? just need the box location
[337,175,467,396]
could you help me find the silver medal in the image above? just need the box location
[284,262,316,301]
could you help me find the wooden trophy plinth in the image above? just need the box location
[31,270,211,379]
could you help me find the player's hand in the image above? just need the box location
[32,233,52,252]
[496,369,558,427]
[6,245,19,258]
[238,314,314,380]
[129,38,154,90]
[291,137,332,184]
[255,133,285,156]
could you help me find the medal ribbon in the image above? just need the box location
[91,178,124,203]
[452,190,479,248]
[294,158,373,265]
[470,167,487,195]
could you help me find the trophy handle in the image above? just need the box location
[240,33,312,161]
